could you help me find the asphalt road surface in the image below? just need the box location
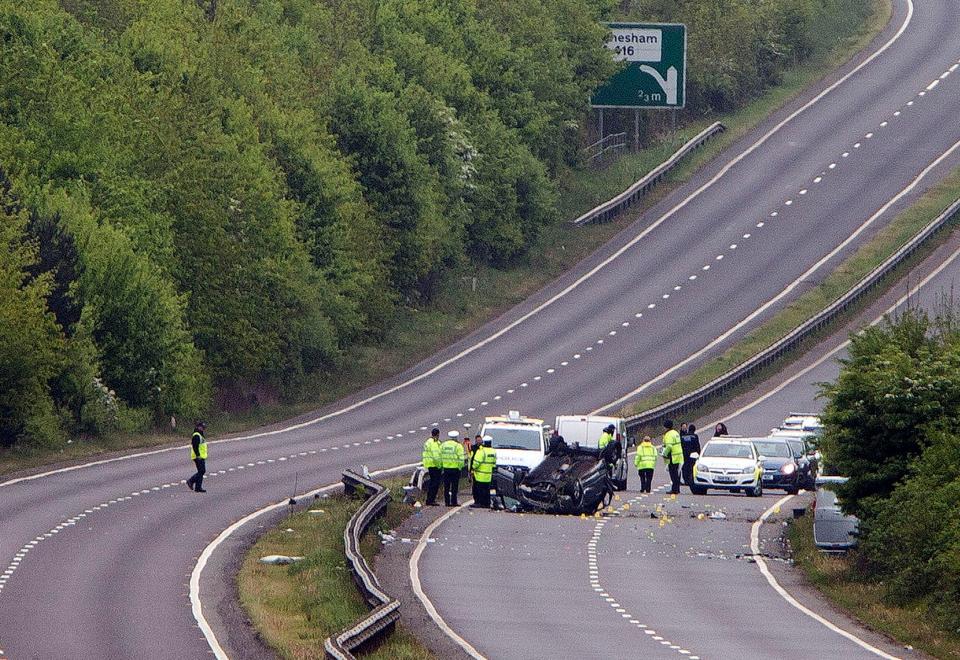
[2,0,959,656]
[414,204,960,660]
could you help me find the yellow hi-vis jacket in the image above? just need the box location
[662,429,682,465]
[472,446,497,483]
[598,431,613,449]
[634,441,657,470]
[422,437,442,469]
[440,439,465,469]
[190,432,208,460]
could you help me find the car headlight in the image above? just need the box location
[781,463,797,475]
[741,466,755,474]
[696,464,709,473]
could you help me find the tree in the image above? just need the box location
[819,307,960,518]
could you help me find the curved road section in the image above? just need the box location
[414,206,960,660]
[1,0,959,656]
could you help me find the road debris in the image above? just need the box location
[259,555,304,565]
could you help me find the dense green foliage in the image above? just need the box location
[0,0,614,446]
[820,307,960,631]
[0,0,869,448]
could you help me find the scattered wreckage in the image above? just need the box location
[494,441,617,515]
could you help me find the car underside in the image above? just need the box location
[495,445,614,514]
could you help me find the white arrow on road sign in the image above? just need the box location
[639,65,678,105]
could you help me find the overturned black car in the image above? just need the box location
[494,443,616,515]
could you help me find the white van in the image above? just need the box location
[554,415,629,490]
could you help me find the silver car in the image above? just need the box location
[814,476,858,552]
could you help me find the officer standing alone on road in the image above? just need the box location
[422,428,443,505]
[634,435,657,493]
[471,435,497,508]
[186,421,208,493]
[662,419,682,494]
[441,430,465,506]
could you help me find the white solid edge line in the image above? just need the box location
[695,237,960,660]
[593,128,960,414]
[712,237,960,427]
[410,501,487,660]
[751,496,900,659]
[190,462,420,659]
[0,2,915,492]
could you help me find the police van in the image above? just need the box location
[480,411,549,473]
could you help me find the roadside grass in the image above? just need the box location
[238,479,432,660]
[788,513,960,659]
[622,167,960,422]
[0,1,889,478]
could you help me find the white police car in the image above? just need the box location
[691,438,764,496]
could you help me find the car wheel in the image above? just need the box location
[748,482,762,497]
[614,478,627,492]
[786,486,799,495]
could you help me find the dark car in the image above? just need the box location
[771,431,819,490]
[494,443,613,514]
[751,438,800,494]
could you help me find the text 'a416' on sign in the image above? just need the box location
[591,22,687,110]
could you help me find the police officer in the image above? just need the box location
[598,424,614,450]
[471,435,497,508]
[662,419,682,494]
[634,435,657,493]
[680,423,701,487]
[186,421,208,493]
[440,430,465,506]
[422,428,443,505]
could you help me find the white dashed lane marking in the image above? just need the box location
[586,485,700,659]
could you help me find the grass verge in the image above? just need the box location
[237,479,432,660]
[0,1,889,477]
[788,513,960,658]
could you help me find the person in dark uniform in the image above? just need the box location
[186,421,208,493]
[680,423,701,487]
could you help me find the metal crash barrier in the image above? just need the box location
[324,470,401,659]
[626,197,960,432]
[572,122,726,226]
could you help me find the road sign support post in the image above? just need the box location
[598,108,604,142]
[634,109,640,150]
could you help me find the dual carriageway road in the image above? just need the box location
[415,228,960,660]
[1,0,960,656]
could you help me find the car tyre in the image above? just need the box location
[748,482,763,497]
[613,478,627,492]
[786,485,799,495]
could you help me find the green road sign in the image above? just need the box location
[591,22,686,109]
